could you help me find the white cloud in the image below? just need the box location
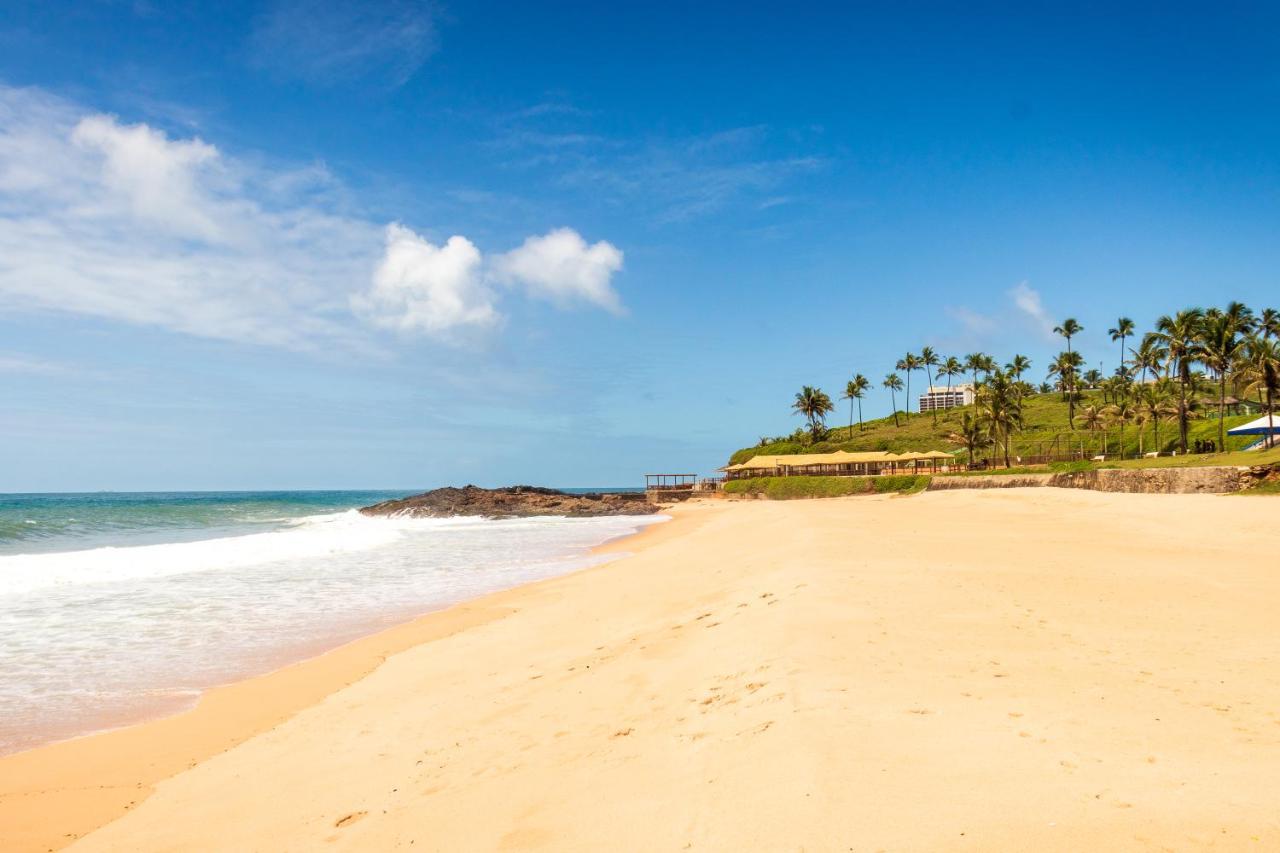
[1008,281,1055,338]
[0,85,379,350]
[70,115,224,241]
[0,85,625,349]
[353,224,499,335]
[492,228,624,313]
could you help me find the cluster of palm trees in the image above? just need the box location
[820,350,1036,436]
[788,302,1280,461]
[1088,305,1280,454]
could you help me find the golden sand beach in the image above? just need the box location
[3,488,1279,851]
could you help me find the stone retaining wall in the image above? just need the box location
[927,466,1261,495]
[1047,466,1253,494]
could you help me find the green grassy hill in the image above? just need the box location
[729,391,1265,467]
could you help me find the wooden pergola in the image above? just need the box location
[645,473,698,491]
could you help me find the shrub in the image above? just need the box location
[1047,460,1094,474]
[723,475,929,500]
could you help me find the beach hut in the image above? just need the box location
[1227,413,1280,448]
[724,448,954,480]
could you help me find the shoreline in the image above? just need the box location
[9,489,1280,850]
[0,507,685,853]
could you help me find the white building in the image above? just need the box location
[919,383,975,412]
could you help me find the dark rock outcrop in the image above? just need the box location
[360,485,658,519]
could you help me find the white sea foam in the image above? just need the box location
[0,511,666,753]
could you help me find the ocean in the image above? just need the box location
[0,490,661,754]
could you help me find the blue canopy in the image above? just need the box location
[1227,414,1280,435]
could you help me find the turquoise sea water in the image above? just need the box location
[0,489,660,754]
[0,488,644,555]
[0,491,412,555]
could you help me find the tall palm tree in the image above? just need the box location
[937,356,963,408]
[1199,311,1246,452]
[895,352,923,419]
[1053,317,1083,354]
[963,352,988,391]
[976,369,1024,468]
[1153,308,1205,453]
[919,346,941,424]
[842,374,870,434]
[947,411,992,468]
[882,373,903,427]
[791,385,834,441]
[1108,317,1135,376]
[1005,354,1031,380]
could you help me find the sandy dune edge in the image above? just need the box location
[10,490,1280,851]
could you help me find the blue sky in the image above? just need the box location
[2,2,1278,491]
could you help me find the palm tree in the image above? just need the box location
[1054,317,1083,355]
[1005,354,1031,380]
[1130,333,1167,385]
[977,369,1024,467]
[1104,397,1136,460]
[895,352,923,419]
[947,411,993,468]
[1074,404,1108,454]
[791,385,834,441]
[1241,336,1280,448]
[937,356,963,409]
[1136,381,1175,454]
[919,346,941,424]
[1152,308,1205,453]
[1199,311,1246,452]
[882,373,903,427]
[842,374,870,434]
[963,352,988,391]
[1053,318,1084,403]
[1108,317,1135,376]
[1260,308,1280,340]
[1048,350,1084,427]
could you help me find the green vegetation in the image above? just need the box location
[732,391,1263,466]
[723,475,929,499]
[736,303,1280,471]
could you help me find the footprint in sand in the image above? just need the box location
[334,811,368,828]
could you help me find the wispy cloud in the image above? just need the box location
[946,306,997,337]
[0,353,71,375]
[246,0,440,86]
[563,149,823,224]
[1007,281,1057,339]
[488,106,825,223]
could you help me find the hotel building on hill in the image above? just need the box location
[919,383,975,412]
